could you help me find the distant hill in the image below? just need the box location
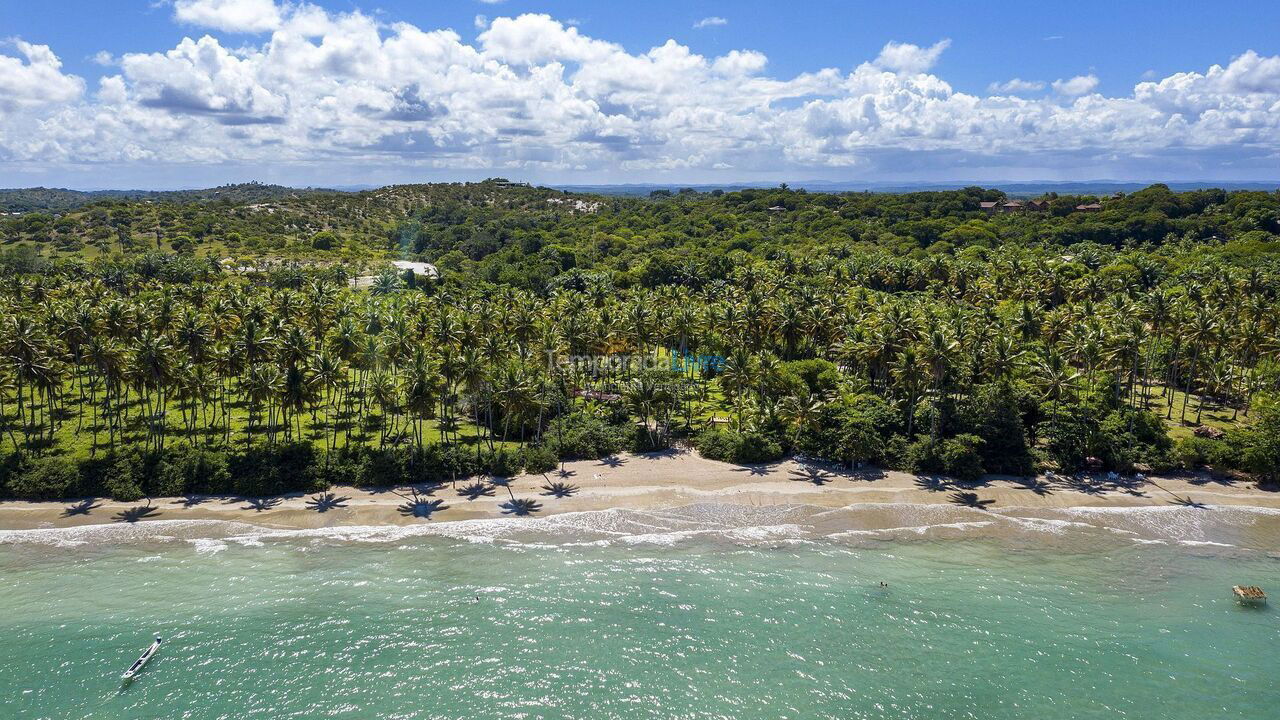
[0,182,337,213]
[552,180,1280,197]
[5,179,1277,212]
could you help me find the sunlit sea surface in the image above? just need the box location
[2,503,1279,719]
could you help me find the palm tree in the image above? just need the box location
[1180,310,1218,425]
[1034,349,1078,424]
[1,315,49,451]
[782,391,826,446]
[890,348,928,437]
[131,330,174,451]
[243,363,283,448]
[402,348,441,450]
[309,350,345,451]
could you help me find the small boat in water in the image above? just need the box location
[1232,585,1267,606]
[122,637,162,682]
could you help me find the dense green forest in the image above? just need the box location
[1,180,1278,501]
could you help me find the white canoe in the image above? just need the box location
[122,637,162,682]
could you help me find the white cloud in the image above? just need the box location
[91,50,117,66]
[1052,74,1100,96]
[693,17,728,29]
[172,0,283,34]
[873,39,950,74]
[3,14,1280,183]
[0,40,84,115]
[988,78,1045,94]
[712,50,766,76]
[474,14,489,31]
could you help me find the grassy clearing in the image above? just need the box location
[1129,381,1255,439]
[1,372,530,462]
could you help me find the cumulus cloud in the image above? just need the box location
[988,78,1046,94]
[694,17,728,29]
[1052,74,1100,96]
[2,13,1280,182]
[873,39,950,74]
[172,0,283,34]
[0,40,84,114]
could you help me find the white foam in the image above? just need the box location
[1177,540,1235,548]
[2,503,1276,553]
[827,521,996,539]
[188,538,228,555]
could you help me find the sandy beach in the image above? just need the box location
[1,450,1276,532]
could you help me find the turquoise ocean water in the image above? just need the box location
[2,503,1279,719]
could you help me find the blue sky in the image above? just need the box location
[11,1,1280,97]
[3,0,1280,188]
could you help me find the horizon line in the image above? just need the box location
[5,179,1280,194]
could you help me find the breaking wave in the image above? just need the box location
[3,503,1280,554]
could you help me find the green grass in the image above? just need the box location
[1128,381,1254,440]
[1,373,529,461]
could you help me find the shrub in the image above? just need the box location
[904,434,985,483]
[486,448,523,478]
[694,428,738,462]
[694,428,783,464]
[1173,436,1233,470]
[356,448,411,488]
[231,442,321,496]
[1040,410,1092,471]
[311,231,337,250]
[422,444,480,483]
[734,431,784,464]
[1239,405,1280,486]
[952,384,1036,476]
[1097,409,1172,471]
[315,449,359,488]
[795,394,895,466]
[102,454,145,502]
[6,456,79,500]
[546,411,631,459]
[938,434,986,484]
[522,446,558,474]
[780,359,840,395]
[630,424,669,453]
[157,446,231,496]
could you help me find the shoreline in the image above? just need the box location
[2,451,1277,533]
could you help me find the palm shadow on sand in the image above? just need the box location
[1013,478,1054,496]
[458,482,496,500]
[949,491,994,510]
[306,492,350,512]
[790,467,834,485]
[396,490,448,519]
[540,481,579,498]
[114,502,161,523]
[500,498,543,516]
[240,497,283,512]
[914,475,951,492]
[61,499,101,517]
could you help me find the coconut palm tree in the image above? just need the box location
[1180,309,1218,425]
